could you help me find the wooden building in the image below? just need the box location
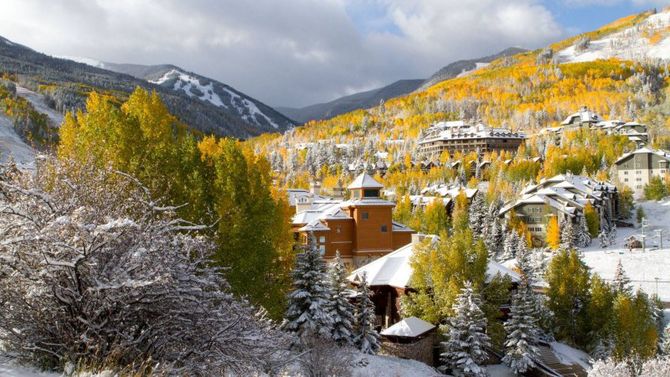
[291,173,414,267]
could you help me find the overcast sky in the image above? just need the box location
[0,0,665,107]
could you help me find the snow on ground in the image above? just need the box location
[457,62,490,78]
[15,86,64,126]
[557,9,670,63]
[485,364,515,377]
[0,113,35,166]
[0,355,58,377]
[353,354,441,377]
[581,199,670,302]
[550,342,592,371]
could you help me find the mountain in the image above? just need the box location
[278,48,526,123]
[277,79,424,123]
[417,47,527,91]
[0,36,295,138]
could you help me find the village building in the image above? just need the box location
[416,121,525,157]
[615,147,670,198]
[499,173,618,244]
[291,173,414,267]
[561,106,603,128]
[347,234,520,329]
[379,317,438,366]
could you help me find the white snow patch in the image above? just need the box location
[15,86,64,126]
[557,10,670,63]
[581,199,670,302]
[353,354,441,377]
[457,62,490,78]
[0,355,59,377]
[150,69,227,109]
[550,342,592,371]
[55,55,105,69]
[0,113,35,167]
[485,364,515,377]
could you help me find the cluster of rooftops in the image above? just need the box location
[418,120,525,144]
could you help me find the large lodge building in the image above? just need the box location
[417,121,525,157]
[289,173,415,268]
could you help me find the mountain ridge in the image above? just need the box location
[0,36,295,138]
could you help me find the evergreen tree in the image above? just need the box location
[328,251,355,346]
[502,230,519,261]
[503,279,541,375]
[612,259,632,295]
[353,273,381,354]
[441,281,491,377]
[576,213,592,247]
[559,217,576,250]
[469,192,487,236]
[486,218,504,258]
[284,235,333,342]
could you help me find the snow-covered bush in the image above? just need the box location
[589,356,670,377]
[0,160,287,374]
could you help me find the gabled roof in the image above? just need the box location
[348,235,520,289]
[561,108,602,125]
[615,147,670,165]
[380,317,435,337]
[298,219,331,232]
[347,173,384,189]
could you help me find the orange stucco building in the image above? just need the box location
[291,173,414,267]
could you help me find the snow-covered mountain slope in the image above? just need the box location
[0,112,35,167]
[99,63,295,133]
[557,10,670,63]
[15,86,64,126]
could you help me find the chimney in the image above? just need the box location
[310,180,321,196]
[411,233,427,245]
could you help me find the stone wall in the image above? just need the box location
[380,334,436,366]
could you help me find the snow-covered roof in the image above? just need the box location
[347,173,384,189]
[420,183,478,199]
[615,147,670,165]
[380,317,435,337]
[418,121,524,145]
[561,107,602,125]
[298,219,331,232]
[348,235,520,289]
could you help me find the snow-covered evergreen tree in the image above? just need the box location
[502,279,541,375]
[576,213,592,247]
[328,251,356,346]
[486,218,504,258]
[441,281,491,377]
[612,259,632,295]
[502,231,519,261]
[284,234,334,342]
[353,273,381,354]
[469,192,487,236]
[559,217,576,250]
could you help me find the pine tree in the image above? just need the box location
[502,279,541,375]
[328,251,356,346]
[353,273,381,354]
[515,236,533,282]
[284,234,333,342]
[469,192,487,236]
[612,259,632,295]
[486,218,504,258]
[502,230,519,261]
[441,281,491,377]
[576,213,592,247]
[559,217,576,250]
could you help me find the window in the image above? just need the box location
[319,245,326,254]
[362,212,369,220]
[624,178,629,182]
[336,226,341,234]
[623,171,628,175]
[381,224,388,233]
[319,236,325,243]
[363,189,379,198]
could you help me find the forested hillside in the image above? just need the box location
[250,9,670,206]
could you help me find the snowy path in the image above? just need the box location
[581,199,670,302]
[15,86,64,127]
[0,113,35,166]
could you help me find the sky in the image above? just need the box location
[0,0,667,108]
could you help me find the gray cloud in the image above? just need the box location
[0,0,565,107]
